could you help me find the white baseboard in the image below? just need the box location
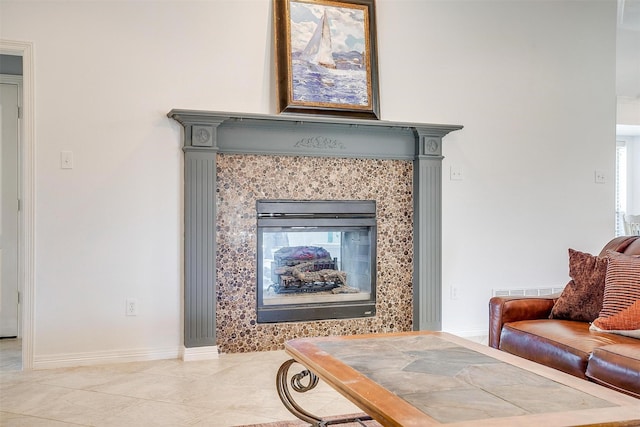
[181,345,219,361]
[448,329,488,337]
[33,346,181,370]
[444,329,489,343]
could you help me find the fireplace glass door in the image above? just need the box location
[257,200,376,323]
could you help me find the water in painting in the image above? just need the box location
[289,2,369,107]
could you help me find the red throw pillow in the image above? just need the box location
[550,248,607,322]
[590,250,640,338]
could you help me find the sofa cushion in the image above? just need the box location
[499,319,638,379]
[550,249,607,322]
[591,251,640,338]
[598,235,640,257]
[585,344,640,399]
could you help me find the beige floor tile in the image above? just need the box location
[0,382,77,415]
[136,358,234,379]
[0,339,22,372]
[0,411,86,427]
[96,399,217,427]
[193,408,297,427]
[0,348,378,426]
[90,371,198,402]
[0,369,56,389]
[37,367,134,390]
[1,382,139,425]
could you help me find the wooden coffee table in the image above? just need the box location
[276,331,640,426]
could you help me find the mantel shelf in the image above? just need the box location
[167,109,463,137]
[168,109,463,160]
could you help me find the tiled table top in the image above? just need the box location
[285,331,640,427]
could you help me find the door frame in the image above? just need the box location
[0,40,34,370]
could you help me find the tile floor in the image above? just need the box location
[0,335,488,426]
[0,338,21,372]
[0,340,359,426]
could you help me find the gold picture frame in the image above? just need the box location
[274,0,380,119]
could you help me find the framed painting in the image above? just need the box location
[274,0,380,119]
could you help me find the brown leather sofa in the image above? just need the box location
[489,236,640,398]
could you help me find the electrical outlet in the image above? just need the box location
[451,286,459,300]
[450,166,464,181]
[594,170,606,184]
[126,298,138,316]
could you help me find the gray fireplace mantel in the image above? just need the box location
[167,109,463,348]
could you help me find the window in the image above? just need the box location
[615,140,627,236]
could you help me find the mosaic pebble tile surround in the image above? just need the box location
[216,154,414,353]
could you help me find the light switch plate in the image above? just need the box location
[61,151,73,169]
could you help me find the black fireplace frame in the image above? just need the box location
[256,199,377,323]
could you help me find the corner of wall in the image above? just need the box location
[617,96,640,126]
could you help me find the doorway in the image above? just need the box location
[1,75,21,338]
[0,71,22,370]
[0,42,34,371]
[615,125,640,236]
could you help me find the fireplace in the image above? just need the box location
[257,200,376,323]
[167,109,462,353]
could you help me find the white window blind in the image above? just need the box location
[615,140,627,236]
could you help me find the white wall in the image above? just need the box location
[0,0,616,362]
[378,0,617,335]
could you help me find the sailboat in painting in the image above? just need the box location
[301,9,336,69]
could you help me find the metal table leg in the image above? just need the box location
[276,359,374,426]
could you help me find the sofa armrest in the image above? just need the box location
[488,295,558,349]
